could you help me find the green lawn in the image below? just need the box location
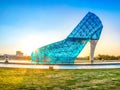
[0,68,120,90]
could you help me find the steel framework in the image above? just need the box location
[31,12,103,64]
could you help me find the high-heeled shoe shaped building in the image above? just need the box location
[31,12,103,64]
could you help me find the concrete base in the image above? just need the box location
[49,65,54,70]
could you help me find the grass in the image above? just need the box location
[0,68,120,90]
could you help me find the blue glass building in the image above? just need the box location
[31,12,103,64]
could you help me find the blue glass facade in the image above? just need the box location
[31,12,103,64]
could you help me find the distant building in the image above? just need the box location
[0,51,30,60]
[0,54,4,60]
[16,51,23,57]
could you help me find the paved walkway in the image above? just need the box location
[0,63,120,69]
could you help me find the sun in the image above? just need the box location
[19,32,63,56]
[20,34,42,55]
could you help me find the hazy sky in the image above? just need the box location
[0,0,120,56]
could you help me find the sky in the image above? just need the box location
[0,0,120,56]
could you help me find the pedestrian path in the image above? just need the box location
[0,63,120,69]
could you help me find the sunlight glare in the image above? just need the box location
[20,34,42,55]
